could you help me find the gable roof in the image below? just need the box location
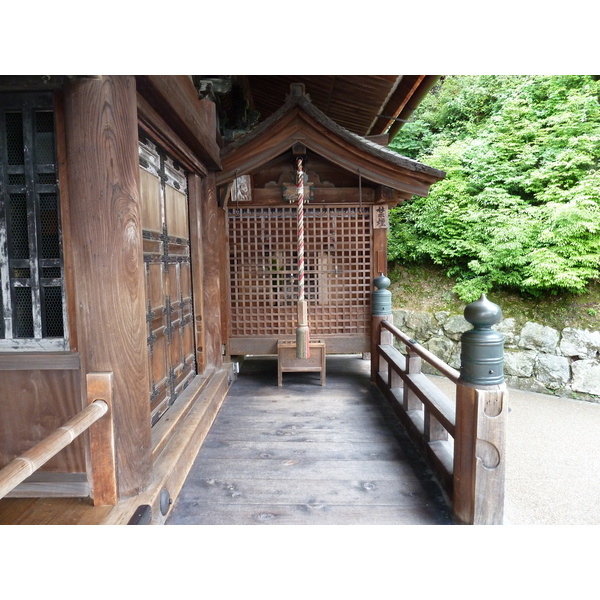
[217,83,445,198]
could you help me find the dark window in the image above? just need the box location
[0,93,67,350]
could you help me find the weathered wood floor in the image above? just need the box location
[166,355,453,525]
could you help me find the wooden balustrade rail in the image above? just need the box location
[374,317,457,498]
[380,319,460,383]
[0,372,118,506]
[0,400,108,500]
[374,316,507,524]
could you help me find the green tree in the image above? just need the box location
[388,75,600,301]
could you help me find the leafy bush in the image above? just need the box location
[389,75,600,302]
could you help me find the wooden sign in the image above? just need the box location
[232,175,252,203]
[373,205,389,229]
[283,182,314,203]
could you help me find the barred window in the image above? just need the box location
[0,93,68,350]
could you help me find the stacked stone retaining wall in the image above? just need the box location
[392,309,600,403]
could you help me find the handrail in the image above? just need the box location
[372,288,507,525]
[0,400,108,500]
[381,319,460,383]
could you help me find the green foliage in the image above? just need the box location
[388,75,600,302]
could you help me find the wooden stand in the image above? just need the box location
[277,340,326,386]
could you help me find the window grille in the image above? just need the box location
[0,93,67,350]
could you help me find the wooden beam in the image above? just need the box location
[387,76,441,140]
[251,187,375,205]
[372,75,425,136]
[137,93,208,177]
[135,76,221,170]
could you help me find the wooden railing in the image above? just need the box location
[371,276,507,525]
[376,319,458,492]
[0,372,117,505]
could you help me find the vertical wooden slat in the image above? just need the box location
[404,348,422,411]
[86,372,117,506]
[424,409,448,442]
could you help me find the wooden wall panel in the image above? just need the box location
[165,186,189,240]
[0,370,85,472]
[139,169,162,233]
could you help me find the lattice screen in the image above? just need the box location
[228,205,371,338]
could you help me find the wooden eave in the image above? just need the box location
[135,75,222,170]
[241,75,440,140]
[216,85,445,198]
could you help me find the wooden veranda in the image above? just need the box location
[0,76,505,526]
[167,355,453,525]
[0,355,452,525]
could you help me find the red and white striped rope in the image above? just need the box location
[296,157,305,302]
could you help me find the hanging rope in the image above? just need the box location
[295,156,310,358]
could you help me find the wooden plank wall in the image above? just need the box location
[0,368,84,472]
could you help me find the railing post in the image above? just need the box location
[371,273,393,382]
[87,373,118,506]
[453,294,507,525]
[404,347,422,412]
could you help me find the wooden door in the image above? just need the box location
[139,137,196,425]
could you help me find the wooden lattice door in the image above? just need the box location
[139,137,196,425]
[228,205,372,353]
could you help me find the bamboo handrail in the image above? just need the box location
[381,318,460,383]
[0,400,108,500]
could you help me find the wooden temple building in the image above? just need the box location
[0,75,507,525]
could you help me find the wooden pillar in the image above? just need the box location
[453,382,507,525]
[188,173,207,375]
[201,172,224,368]
[63,76,152,498]
[370,274,393,382]
[218,201,231,362]
[453,294,507,525]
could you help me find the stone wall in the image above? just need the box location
[392,309,600,403]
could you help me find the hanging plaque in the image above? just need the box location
[283,182,314,203]
[373,205,389,229]
[232,175,252,202]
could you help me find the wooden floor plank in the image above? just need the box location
[198,439,410,461]
[175,477,443,507]
[183,457,421,480]
[166,356,453,525]
[167,503,450,526]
